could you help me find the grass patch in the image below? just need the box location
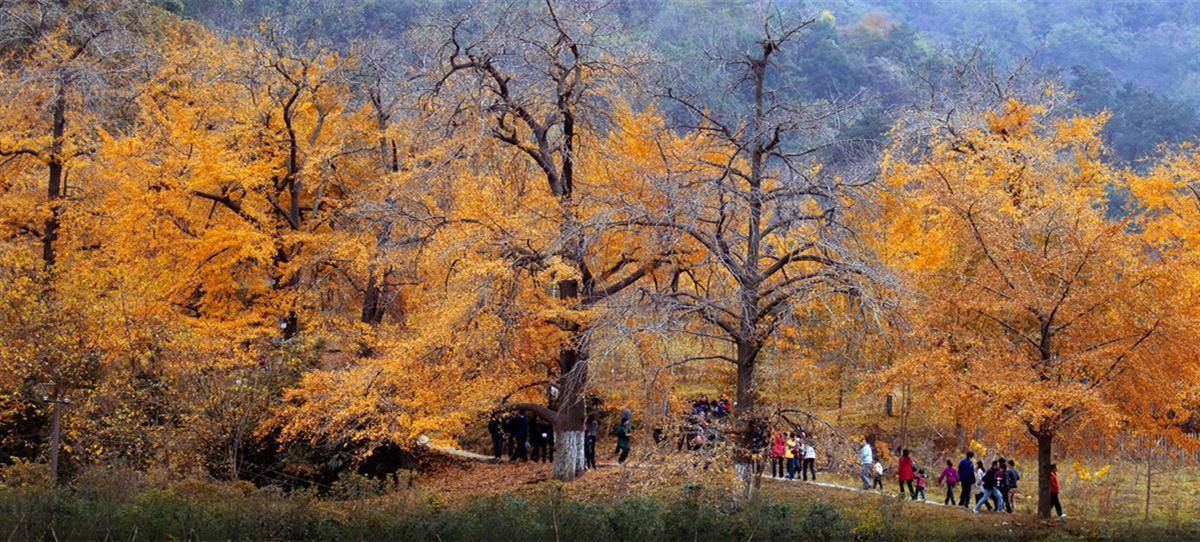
[1,467,1199,540]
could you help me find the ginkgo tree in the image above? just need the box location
[878,97,1196,518]
[635,13,876,488]
[433,0,677,481]
[0,0,155,483]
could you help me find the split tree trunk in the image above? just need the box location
[552,279,587,481]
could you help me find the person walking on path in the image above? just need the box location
[873,459,885,490]
[974,460,1004,513]
[584,418,598,469]
[801,439,817,481]
[487,415,505,460]
[615,411,632,464]
[974,460,992,511]
[1004,460,1020,513]
[897,448,916,499]
[995,459,1009,512]
[1049,463,1065,518]
[957,451,976,508]
[938,459,959,505]
[859,438,874,489]
[770,432,786,478]
[915,469,928,500]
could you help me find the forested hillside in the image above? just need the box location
[169,0,1200,163]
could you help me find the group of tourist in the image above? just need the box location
[487,409,634,467]
[488,411,556,463]
[489,408,1067,521]
[768,431,819,481]
[678,397,733,451]
[856,439,1065,518]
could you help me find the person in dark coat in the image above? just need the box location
[508,411,530,462]
[530,418,548,462]
[487,415,505,460]
[957,451,976,508]
[584,418,598,469]
[1003,460,1020,513]
[615,410,632,464]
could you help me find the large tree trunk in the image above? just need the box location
[552,279,587,481]
[1036,431,1053,518]
[733,338,759,494]
[552,342,587,480]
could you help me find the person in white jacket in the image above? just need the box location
[858,438,874,489]
[801,440,818,481]
[974,460,992,511]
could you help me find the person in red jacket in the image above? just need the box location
[769,432,786,478]
[1049,463,1065,518]
[897,448,916,499]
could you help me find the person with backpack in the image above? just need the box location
[957,451,976,509]
[801,438,817,481]
[938,459,959,505]
[897,448,916,499]
[994,458,1010,511]
[1049,463,1065,518]
[973,460,1004,513]
[1004,460,1020,513]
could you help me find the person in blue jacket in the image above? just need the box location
[957,450,976,508]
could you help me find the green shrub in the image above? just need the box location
[661,484,731,541]
[329,471,388,500]
[732,498,796,541]
[796,501,847,541]
[441,493,547,541]
[534,483,608,541]
[606,496,664,541]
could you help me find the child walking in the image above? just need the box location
[914,469,927,500]
[938,459,959,505]
[872,459,884,490]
